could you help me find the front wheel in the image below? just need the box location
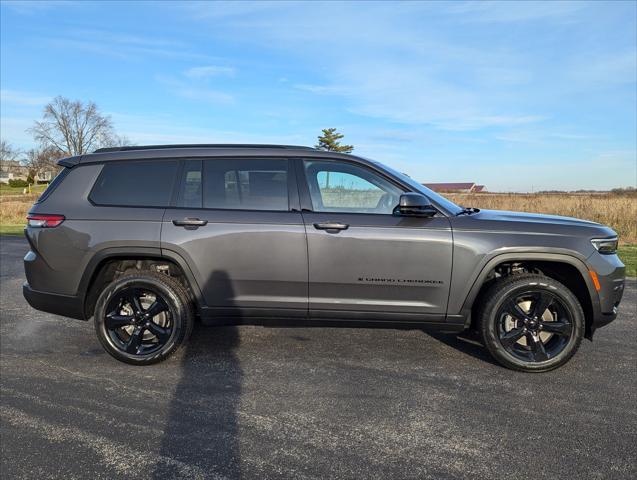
[478,274,584,372]
[94,272,194,365]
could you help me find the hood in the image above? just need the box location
[475,209,601,227]
[455,209,617,239]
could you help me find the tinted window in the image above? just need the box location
[174,158,289,211]
[177,160,203,208]
[90,160,179,207]
[175,158,289,211]
[36,167,69,204]
[304,160,403,214]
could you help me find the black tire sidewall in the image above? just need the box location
[94,274,191,365]
[480,275,584,372]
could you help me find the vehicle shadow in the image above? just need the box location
[153,271,242,479]
[424,330,500,367]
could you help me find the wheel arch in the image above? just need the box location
[460,253,600,340]
[79,247,203,320]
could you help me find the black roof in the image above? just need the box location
[93,144,316,153]
[57,144,363,167]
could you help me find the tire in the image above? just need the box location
[478,273,584,372]
[94,271,194,365]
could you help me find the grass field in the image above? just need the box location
[1,189,635,275]
[0,184,47,195]
[0,225,24,235]
[618,245,637,277]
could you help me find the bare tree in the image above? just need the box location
[29,96,117,155]
[112,133,133,147]
[24,146,66,180]
[0,139,20,170]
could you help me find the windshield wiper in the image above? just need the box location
[456,207,480,216]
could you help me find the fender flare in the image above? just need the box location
[78,246,204,318]
[458,251,600,323]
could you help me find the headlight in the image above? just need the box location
[591,237,618,255]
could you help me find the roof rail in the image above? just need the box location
[93,144,316,153]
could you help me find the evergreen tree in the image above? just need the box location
[315,128,354,153]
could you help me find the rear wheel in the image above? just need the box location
[94,272,194,365]
[478,274,584,372]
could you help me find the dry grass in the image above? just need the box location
[446,193,637,244]
[0,194,39,226]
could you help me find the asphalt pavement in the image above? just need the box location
[1,235,635,479]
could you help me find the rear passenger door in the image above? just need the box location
[161,158,308,319]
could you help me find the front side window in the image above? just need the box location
[176,158,289,211]
[90,160,179,207]
[303,160,403,214]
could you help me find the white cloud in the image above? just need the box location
[566,51,637,87]
[2,1,76,15]
[39,29,215,62]
[108,112,306,146]
[445,0,583,23]
[0,117,36,147]
[155,75,234,105]
[293,84,348,95]
[1,90,51,107]
[184,3,547,131]
[184,66,236,79]
[293,66,544,130]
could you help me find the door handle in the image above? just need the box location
[313,222,349,231]
[172,218,208,228]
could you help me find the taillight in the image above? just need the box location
[27,214,65,228]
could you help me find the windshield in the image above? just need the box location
[369,160,464,215]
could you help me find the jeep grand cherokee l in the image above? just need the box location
[23,144,626,371]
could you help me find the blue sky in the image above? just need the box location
[1,0,636,191]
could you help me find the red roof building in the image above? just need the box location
[423,182,487,193]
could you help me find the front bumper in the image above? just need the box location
[23,282,86,320]
[588,252,625,335]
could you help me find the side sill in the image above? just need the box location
[200,306,466,332]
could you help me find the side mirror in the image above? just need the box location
[395,193,437,217]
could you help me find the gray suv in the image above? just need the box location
[23,145,625,371]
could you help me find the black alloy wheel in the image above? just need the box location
[94,272,194,365]
[104,286,174,356]
[496,290,573,363]
[479,274,584,372]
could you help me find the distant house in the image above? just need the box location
[0,159,55,184]
[36,170,53,182]
[0,171,15,183]
[423,182,487,193]
[0,160,29,184]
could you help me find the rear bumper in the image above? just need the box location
[23,282,86,320]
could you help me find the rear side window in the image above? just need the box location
[177,160,203,208]
[176,158,289,211]
[90,160,179,207]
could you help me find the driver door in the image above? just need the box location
[298,158,453,321]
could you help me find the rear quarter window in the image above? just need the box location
[90,160,179,207]
[35,167,70,204]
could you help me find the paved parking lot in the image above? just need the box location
[1,235,635,479]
